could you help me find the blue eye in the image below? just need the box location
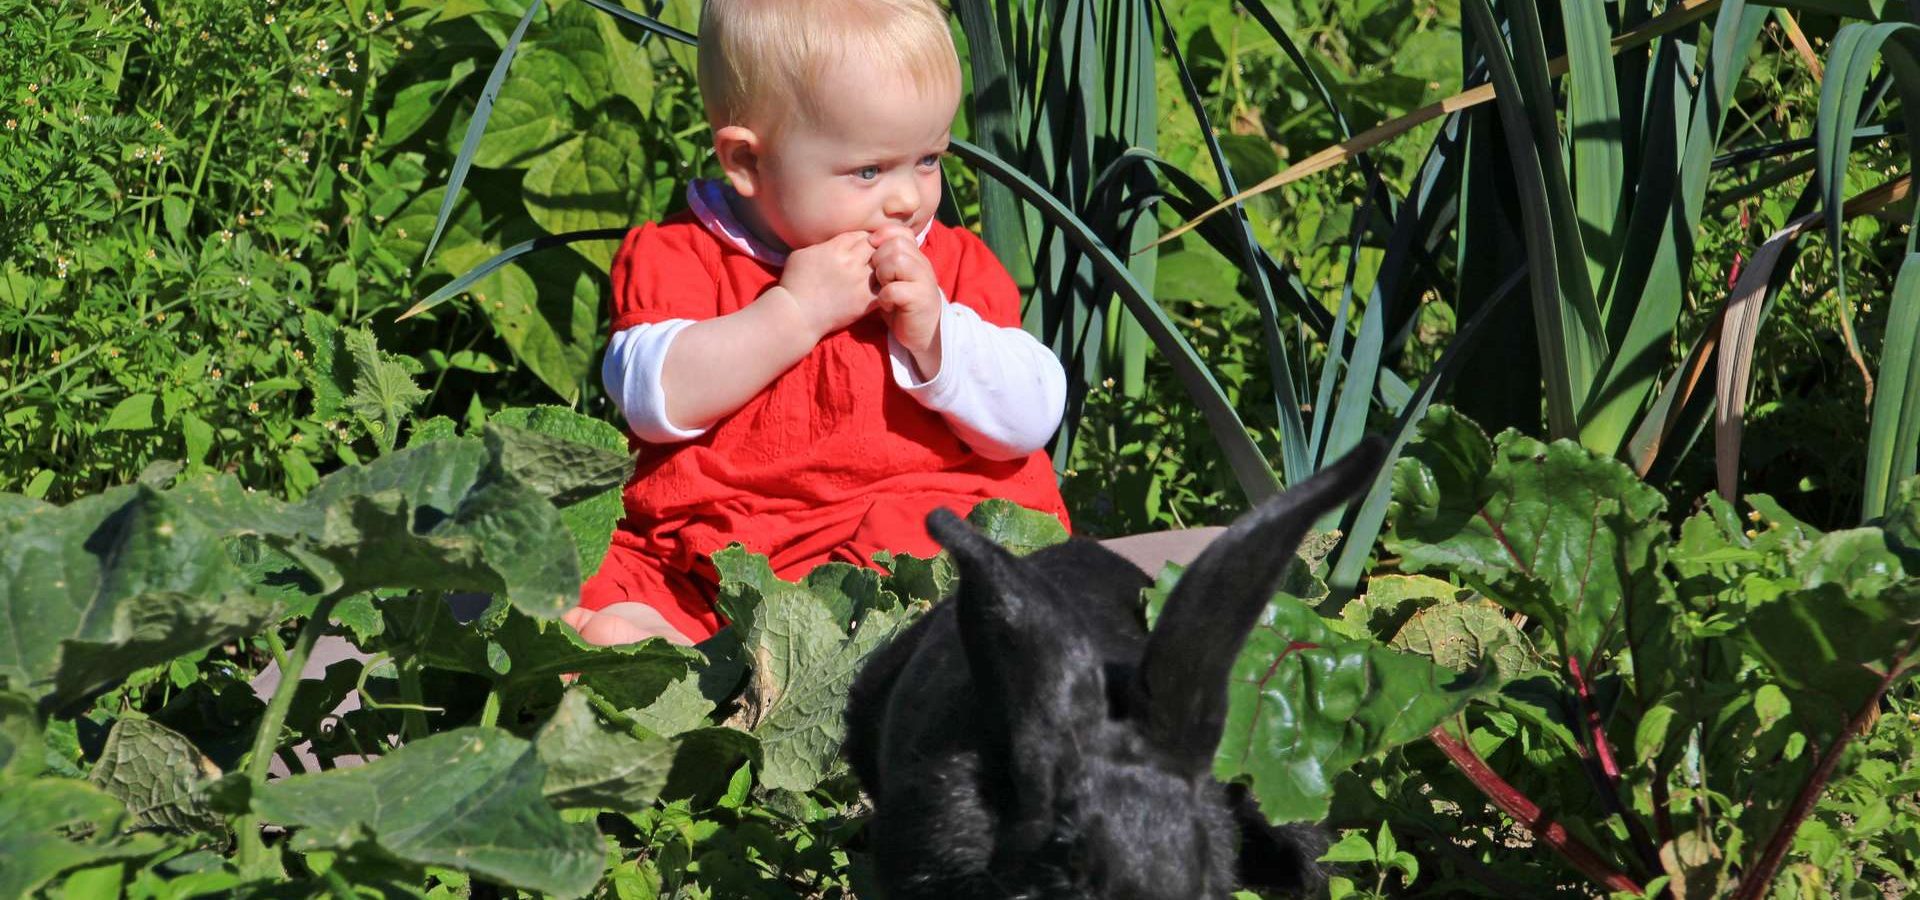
[919,153,943,168]
[856,166,881,181]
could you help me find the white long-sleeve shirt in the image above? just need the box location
[602,180,1065,461]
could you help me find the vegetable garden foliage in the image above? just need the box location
[9,405,1920,897]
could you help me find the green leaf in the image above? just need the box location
[523,119,640,271]
[1213,592,1497,823]
[1335,573,1463,640]
[1865,254,1920,519]
[488,406,630,576]
[0,777,168,897]
[468,70,563,169]
[1738,578,1920,744]
[535,688,676,811]
[1320,830,1377,864]
[0,485,279,710]
[0,691,41,778]
[715,550,913,792]
[251,727,602,897]
[102,393,158,431]
[963,499,1070,556]
[1387,598,1535,679]
[343,327,429,455]
[1386,406,1670,672]
[87,717,224,837]
[293,438,581,618]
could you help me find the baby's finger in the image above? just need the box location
[869,222,916,246]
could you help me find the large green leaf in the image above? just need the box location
[714,550,912,792]
[1386,406,1670,672]
[1163,571,1497,823]
[291,435,580,617]
[488,406,630,576]
[535,688,676,811]
[962,498,1071,557]
[1737,539,1920,743]
[0,485,279,711]
[523,119,640,271]
[0,692,38,779]
[251,727,602,897]
[468,64,564,169]
[0,777,168,897]
[87,717,224,838]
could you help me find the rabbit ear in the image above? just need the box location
[1134,438,1386,776]
[927,509,1105,820]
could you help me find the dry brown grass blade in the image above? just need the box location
[1141,0,1724,252]
[1711,175,1909,500]
[1777,9,1823,81]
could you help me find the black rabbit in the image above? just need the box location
[844,438,1386,899]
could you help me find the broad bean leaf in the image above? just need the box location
[0,485,279,711]
[87,717,224,838]
[468,69,563,168]
[1386,406,1670,675]
[964,498,1071,556]
[523,120,637,270]
[535,688,676,811]
[1147,563,1497,822]
[251,727,601,898]
[716,551,913,792]
[0,776,169,898]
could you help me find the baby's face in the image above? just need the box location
[745,60,959,251]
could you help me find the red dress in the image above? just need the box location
[581,211,1071,640]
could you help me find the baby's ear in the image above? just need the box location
[714,125,764,197]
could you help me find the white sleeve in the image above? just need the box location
[601,319,708,443]
[887,299,1066,460]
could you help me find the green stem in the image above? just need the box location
[479,685,501,729]
[396,657,431,742]
[235,592,344,876]
[180,93,232,226]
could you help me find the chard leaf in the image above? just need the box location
[0,777,169,897]
[0,485,278,711]
[1387,598,1536,679]
[1386,406,1670,676]
[1334,573,1465,640]
[1148,563,1496,823]
[251,727,601,897]
[536,688,676,811]
[715,550,913,792]
[87,717,224,838]
[1738,578,1920,744]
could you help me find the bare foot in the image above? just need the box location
[572,602,694,647]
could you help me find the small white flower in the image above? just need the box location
[264,13,275,24]
[261,178,273,191]
[315,38,328,51]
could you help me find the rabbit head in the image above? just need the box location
[846,438,1384,899]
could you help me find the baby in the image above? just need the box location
[562,0,1071,647]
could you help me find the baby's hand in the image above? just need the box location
[777,231,879,340]
[870,224,943,378]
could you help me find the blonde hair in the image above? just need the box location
[697,0,961,134]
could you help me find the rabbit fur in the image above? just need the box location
[844,438,1386,899]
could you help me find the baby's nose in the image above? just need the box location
[883,180,920,220]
